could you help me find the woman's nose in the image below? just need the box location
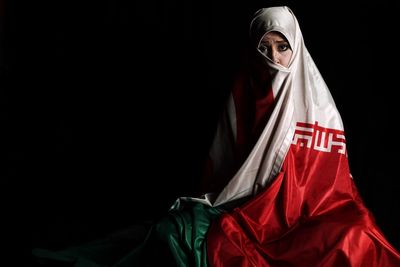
[271,49,279,64]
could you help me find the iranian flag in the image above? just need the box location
[172,6,400,267]
[32,6,400,267]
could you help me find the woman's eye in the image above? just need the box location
[259,44,269,53]
[259,44,271,56]
[278,44,290,51]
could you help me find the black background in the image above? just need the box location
[2,0,399,265]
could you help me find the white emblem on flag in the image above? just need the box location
[292,122,346,155]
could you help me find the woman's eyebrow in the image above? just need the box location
[260,40,288,44]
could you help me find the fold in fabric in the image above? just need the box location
[134,201,223,267]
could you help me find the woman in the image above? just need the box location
[202,6,400,267]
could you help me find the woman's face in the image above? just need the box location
[259,31,292,68]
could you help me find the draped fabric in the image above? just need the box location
[192,6,342,208]
[203,6,400,266]
[140,202,223,267]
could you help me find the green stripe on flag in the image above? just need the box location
[129,201,224,267]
